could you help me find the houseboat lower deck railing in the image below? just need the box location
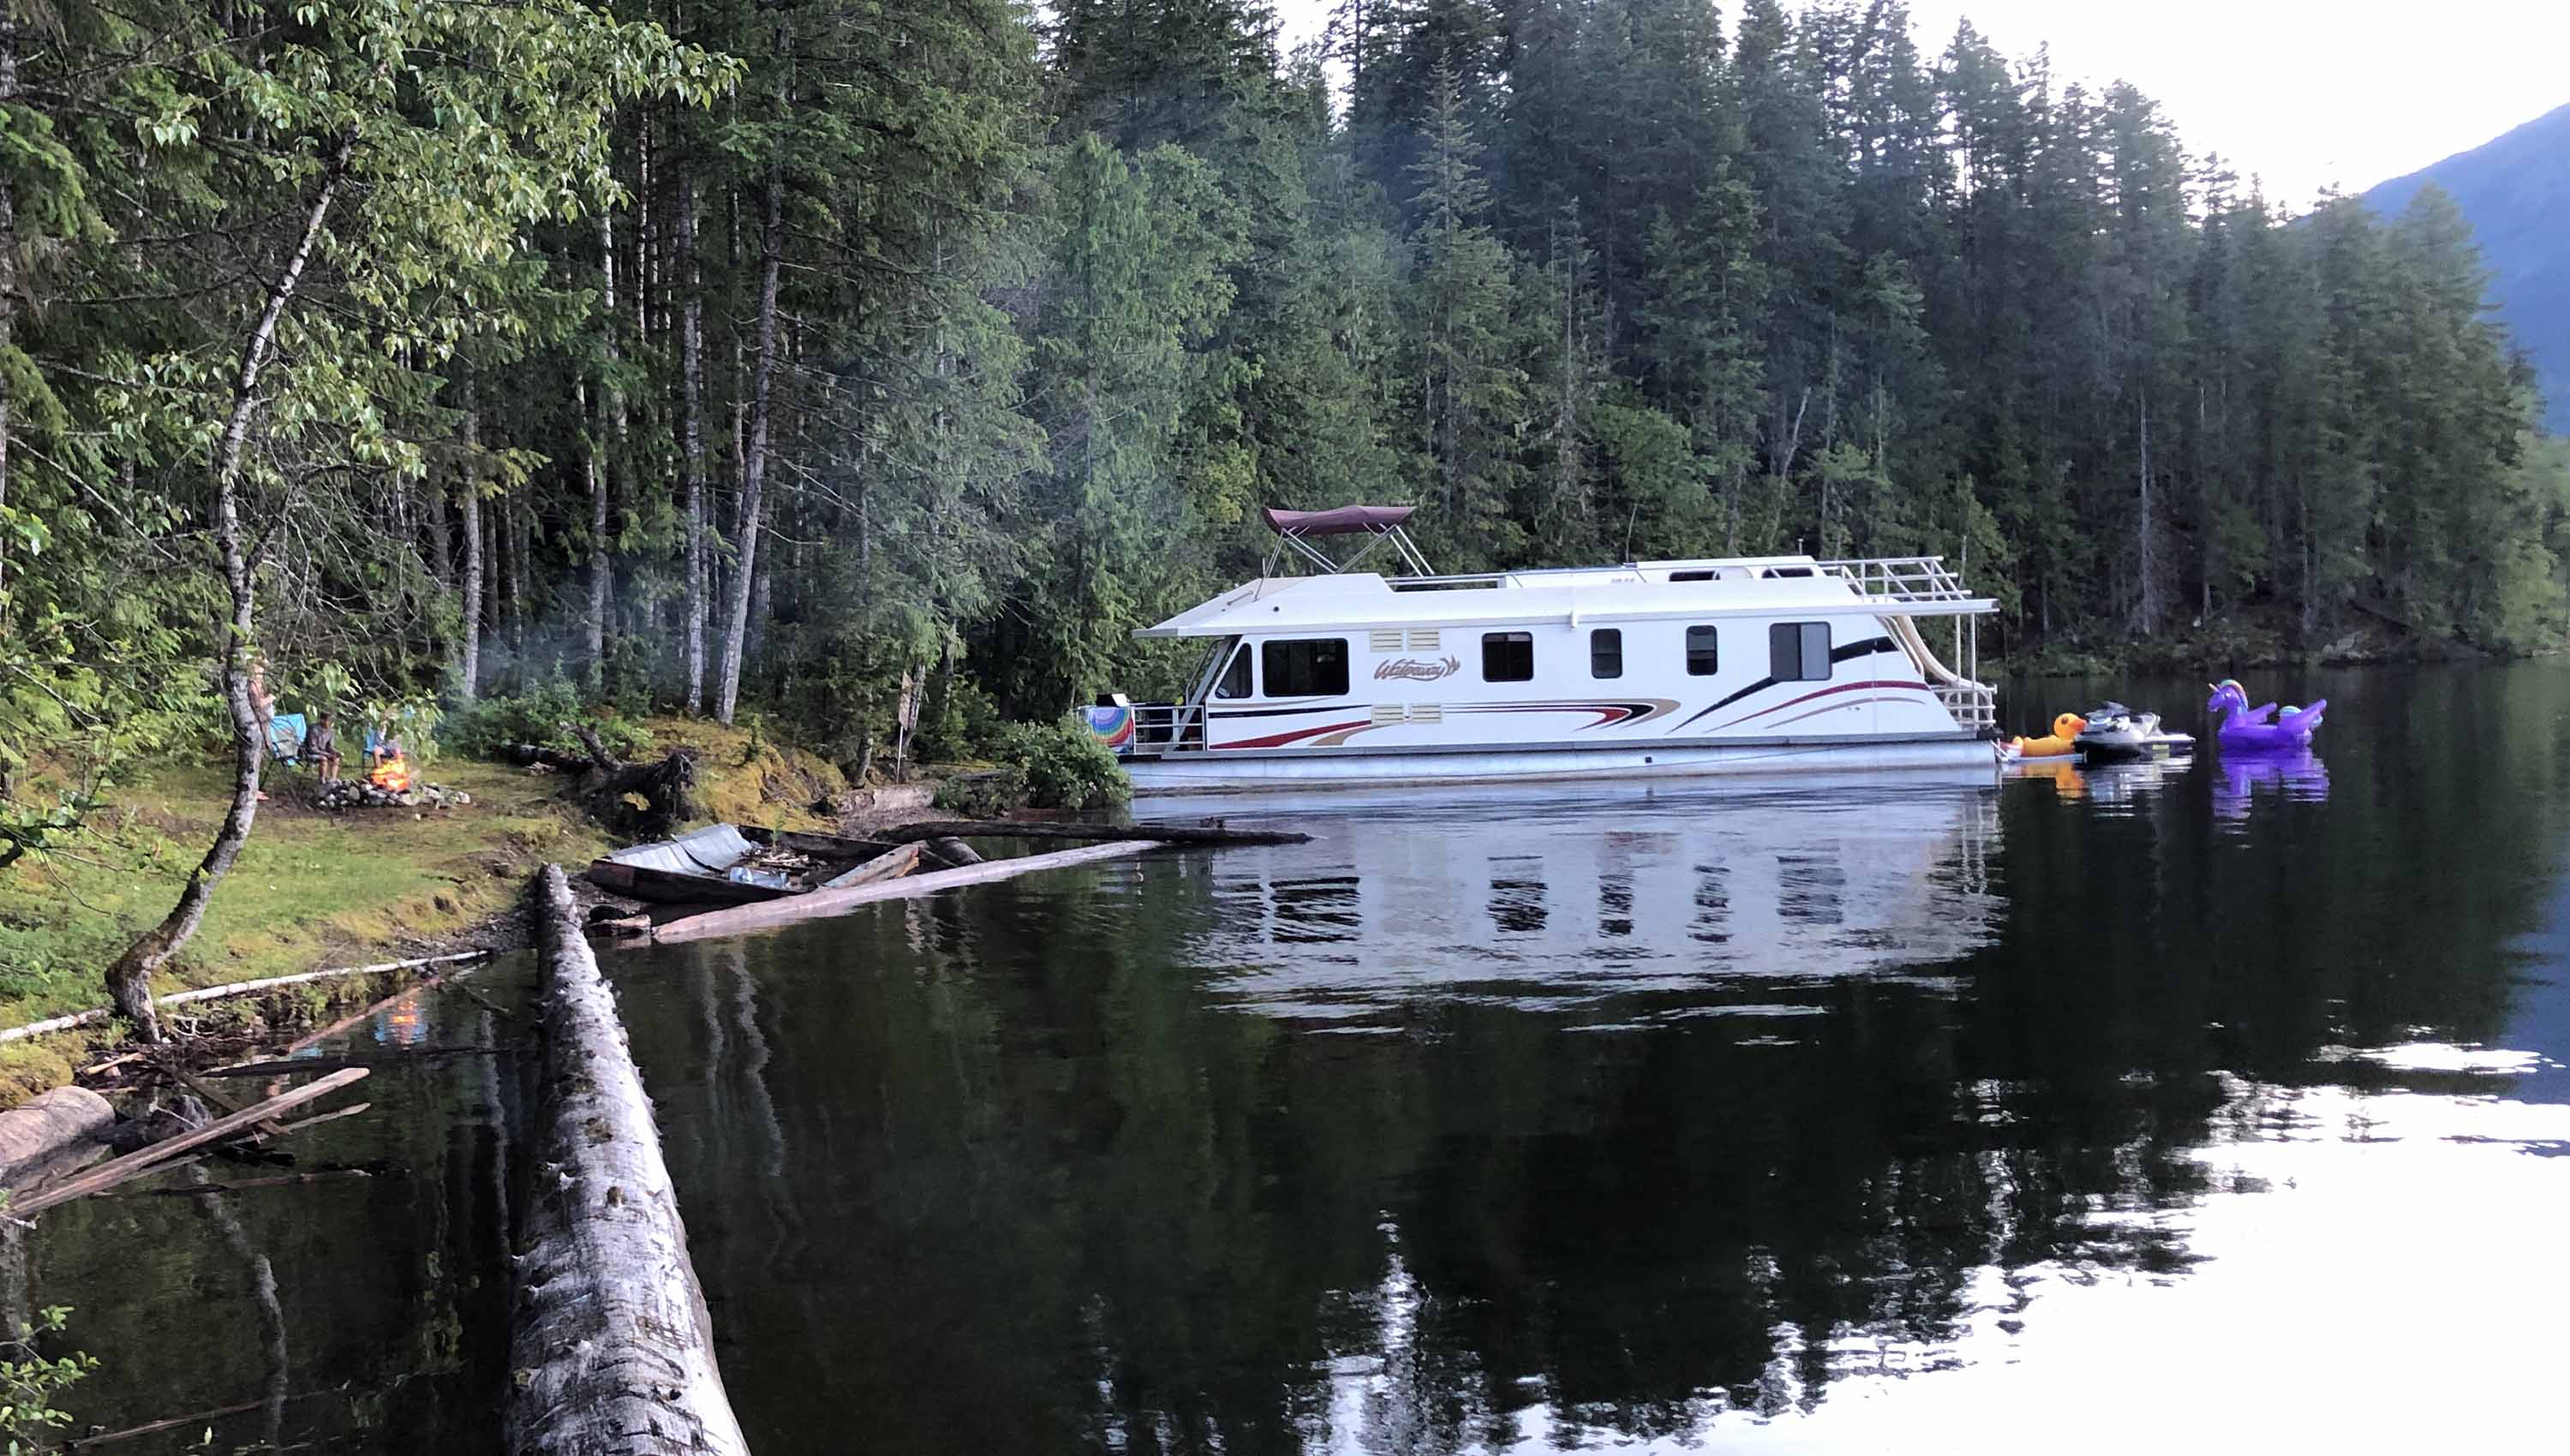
[1131,701,1208,754]
[1934,682,1999,732]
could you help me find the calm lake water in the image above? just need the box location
[26,662,2570,1452]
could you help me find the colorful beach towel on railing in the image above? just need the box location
[1085,705,1136,756]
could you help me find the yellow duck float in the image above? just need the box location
[2006,713,2088,760]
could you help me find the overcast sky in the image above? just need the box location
[1271,0,2570,208]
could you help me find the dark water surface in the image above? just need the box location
[25,662,2570,1452]
[22,972,524,1451]
[620,663,2570,1454]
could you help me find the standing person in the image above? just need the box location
[248,660,277,744]
[248,660,278,802]
[308,711,342,784]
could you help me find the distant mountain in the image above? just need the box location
[2364,103,2570,434]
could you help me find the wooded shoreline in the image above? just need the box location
[6,0,2562,1095]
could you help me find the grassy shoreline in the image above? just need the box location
[0,758,609,1100]
[0,716,858,1104]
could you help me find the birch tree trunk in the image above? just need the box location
[600,211,627,677]
[679,173,708,715]
[458,373,481,700]
[582,379,604,683]
[483,470,500,680]
[509,487,529,668]
[588,213,622,689]
[427,476,451,588]
[0,21,15,611]
[715,160,783,726]
[105,135,351,1041]
[0,25,15,621]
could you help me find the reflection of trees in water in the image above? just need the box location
[635,879,2208,1454]
[21,988,523,1451]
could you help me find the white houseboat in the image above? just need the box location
[1103,506,2001,793]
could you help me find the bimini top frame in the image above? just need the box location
[1261,504,1434,578]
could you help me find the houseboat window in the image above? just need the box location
[1482,632,1535,683]
[1261,638,1349,697]
[1670,570,1718,582]
[1590,629,1623,679]
[1214,645,1252,699]
[1685,625,1719,676]
[1769,621,1832,681]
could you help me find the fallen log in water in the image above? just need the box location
[507,865,748,1456]
[878,818,1308,847]
[653,838,1165,946]
[97,1167,376,1199]
[7,1067,370,1215]
[202,1047,508,1079]
[819,839,921,889]
[922,836,983,869]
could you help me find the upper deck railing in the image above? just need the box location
[1812,556,1982,605]
[1372,553,1991,606]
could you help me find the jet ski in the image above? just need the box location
[2073,701,2196,762]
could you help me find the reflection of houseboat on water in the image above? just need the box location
[1162,776,2002,1021]
[1105,507,2002,793]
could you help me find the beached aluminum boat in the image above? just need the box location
[1098,506,2003,794]
[587,824,907,905]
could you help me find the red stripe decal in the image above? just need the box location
[1710,680,1931,732]
[1760,696,1924,731]
[1216,718,1371,749]
[1447,701,1665,729]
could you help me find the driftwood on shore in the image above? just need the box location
[876,819,1310,847]
[652,838,1166,945]
[0,950,491,1047]
[507,865,748,1456]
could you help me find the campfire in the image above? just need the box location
[318,754,467,812]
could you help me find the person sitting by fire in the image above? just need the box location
[308,710,343,785]
[365,719,404,773]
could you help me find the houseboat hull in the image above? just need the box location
[1125,733,1998,794]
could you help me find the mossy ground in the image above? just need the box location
[0,714,865,1106]
[636,716,850,832]
[0,755,610,1102]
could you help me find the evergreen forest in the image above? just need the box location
[5,0,2567,847]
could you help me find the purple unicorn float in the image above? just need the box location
[2206,678,2326,752]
